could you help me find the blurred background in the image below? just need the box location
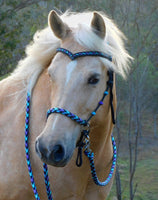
[0,0,157,199]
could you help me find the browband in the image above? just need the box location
[56,48,112,62]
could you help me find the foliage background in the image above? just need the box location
[0,0,158,199]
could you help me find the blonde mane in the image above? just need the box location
[12,11,132,94]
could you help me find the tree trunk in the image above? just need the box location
[115,165,122,200]
[154,114,157,138]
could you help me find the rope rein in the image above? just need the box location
[25,48,117,200]
[25,92,53,200]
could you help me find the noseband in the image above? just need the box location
[25,48,117,200]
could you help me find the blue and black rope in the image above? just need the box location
[47,108,87,126]
[84,135,117,186]
[25,92,53,200]
[56,48,112,61]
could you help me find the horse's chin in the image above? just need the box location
[42,159,68,167]
[39,152,73,167]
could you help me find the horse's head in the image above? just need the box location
[35,11,114,167]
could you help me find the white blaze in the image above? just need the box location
[65,60,77,86]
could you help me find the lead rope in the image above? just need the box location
[84,135,117,186]
[25,92,53,200]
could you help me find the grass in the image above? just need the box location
[107,155,158,200]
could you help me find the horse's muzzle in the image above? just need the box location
[35,138,68,167]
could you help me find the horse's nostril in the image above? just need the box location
[50,144,65,163]
[35,140,39,155]
[35,139,48,159]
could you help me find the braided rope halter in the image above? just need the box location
[25,48,117,200]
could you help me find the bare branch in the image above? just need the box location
[0,0,4,6]
[133,183,138,199]
[1,0,42,18]
[136,21,158,59]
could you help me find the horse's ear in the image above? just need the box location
[91,12,106,39]
[48,10,70,39]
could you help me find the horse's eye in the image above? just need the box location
[88,74,100,85]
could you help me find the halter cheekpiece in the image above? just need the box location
[25,48,117,200]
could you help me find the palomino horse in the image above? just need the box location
[0,10,132,200]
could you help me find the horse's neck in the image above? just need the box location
[90,117,113,157]
[0,77,26,117]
